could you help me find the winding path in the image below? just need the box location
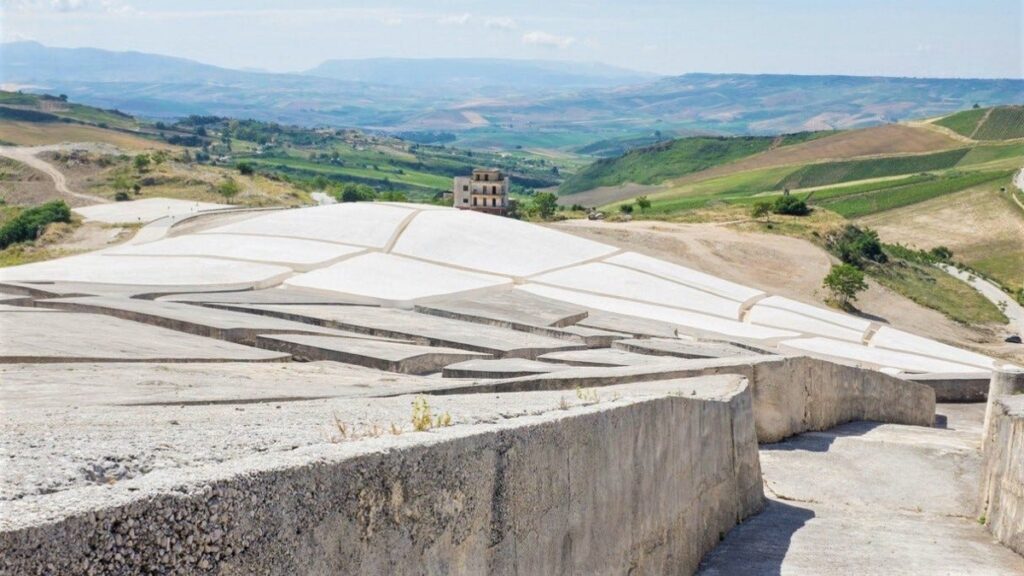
[0,145,109,204]
[940,263,1024,337]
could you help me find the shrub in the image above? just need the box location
[634,195,651,212]
[619,203,634,214]
[0,200,72,249]
[133,154,151,172]
[237,161,254,175]
[216,178,242,199]
[751,201,772,221]
[772,194,810,216]
[823,263,868,307]
[335,183,376,203]
[114,191,130,201]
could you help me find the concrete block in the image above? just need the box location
[0,377,763,575]
[518,284,799,341]
[0,310,288,363]
[255,334,490,375]
[531,262,745,319]
[606,251,764,302]
[613,337,756,359]
[73,198,231,224]
[441,358,571,379]
[220,304,586,359]
[285,253,512,305]
[980,393,1024,556]
[199,202,416,247]
[391,208,617,277]
[0,253,291,290]
[107,234,365,271]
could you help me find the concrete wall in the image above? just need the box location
[0,381,763,575]
[980,395,1024,555]
[432,356,937,444]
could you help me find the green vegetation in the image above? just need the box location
[560,136,785,195]
[973,106,1024,140]
[776,148,969,189]
[823,264,868,308]
[934,107,987,137]
[934,106,1024,141]
[816,170,1011,218]
[0,200,71,249]
[822,224,1005,324]
[772,194,809,216]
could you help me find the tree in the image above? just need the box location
[58,94,68,102]
[751,201,772,222]
[635,195,651,213]
[619,203,634,214]
[111,173,135,198]
[237,161,254,176]
[823,264,868,308]
[532,192,559,220]
[133,154,151,172]
[216,178,242,200]
[826,225,887,268]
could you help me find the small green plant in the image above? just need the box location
[634,195,651,213]
[411,396,452,431]
[133,153,151,172]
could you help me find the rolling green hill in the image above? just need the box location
[558,133,824,195]
[933,105,1024,140]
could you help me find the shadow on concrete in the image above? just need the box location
[696,499,815,575]
[760,421,883,453]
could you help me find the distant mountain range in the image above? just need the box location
[2,41,1022,149]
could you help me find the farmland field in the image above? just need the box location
[776,148,970,189]
[817,170,1011,218]
[973,106,1024,140]
[933,108,987,137]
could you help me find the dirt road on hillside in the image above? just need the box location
[0,145,108,205]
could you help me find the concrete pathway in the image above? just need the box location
[0,145,109,204]
[698,404,1024,575]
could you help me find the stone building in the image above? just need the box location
[453,168,509,215]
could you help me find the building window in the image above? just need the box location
[492,198,496,207]
[484,174,489,181]
[463,198,468,203]
[473,197,477,206]
[462,185,468,191]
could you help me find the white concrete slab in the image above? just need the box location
[106,234,365,271]
[0,253,291,289]
[606,252,764,303]
[391,209,617,277]
[780,337,988,374]
[517,284,799,341]
[531,262,744,319]
[73,198,231,224]
[755,296,873,332]
[870,326,997,371]
[284,253,512,305]
[746,305,866,342]
[200,203,415,248]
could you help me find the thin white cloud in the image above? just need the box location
[484,17,516,31]
[522,30,574,49]
[438,12,471,25]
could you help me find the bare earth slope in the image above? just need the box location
[553,219,1024,365]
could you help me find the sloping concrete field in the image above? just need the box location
[1,202,1020,573]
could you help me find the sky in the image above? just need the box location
[1,0,1021,78]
